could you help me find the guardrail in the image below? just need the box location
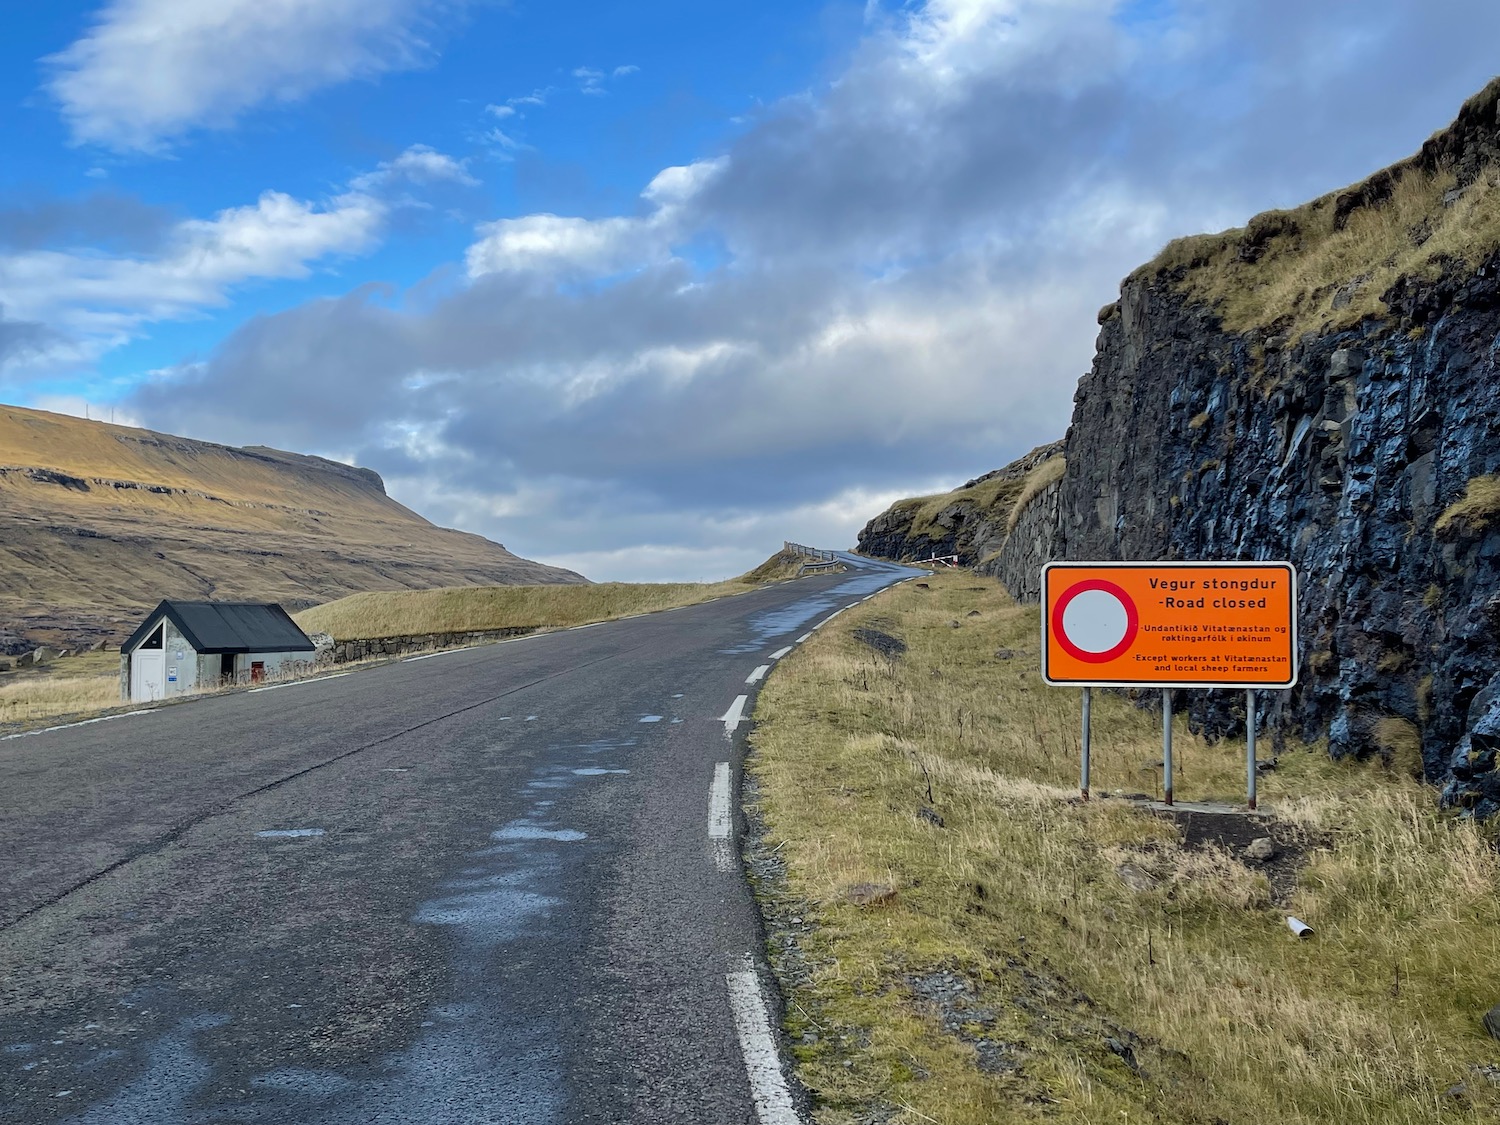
[784,541,836,561]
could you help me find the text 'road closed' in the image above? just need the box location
[1041,562,1298,688]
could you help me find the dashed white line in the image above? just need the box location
[769,647,792,660]
[726,956,801,1125]
[248,672,351,694]
[0,709,151,741]
[719,695,749,734]
[709,760,733,871]
[639,715,663,723]
[795,633,811,644]
[746,665,770,685]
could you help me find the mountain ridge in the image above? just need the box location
[0,403,585,653]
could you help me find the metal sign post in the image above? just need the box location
[1162,689,1173,805]
[1080,687,1092,800]
[1041,561,1298,810]
[1246,689,1257,810]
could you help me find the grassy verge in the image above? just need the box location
[0,650,121,727]
[748,569,1500,1124]
[294,549,812,641]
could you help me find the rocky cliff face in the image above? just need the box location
[865,78,1500,813]
[0,404,586,651]
[855,442,1062,567]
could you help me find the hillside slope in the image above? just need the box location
[855,441,1063,567]
[860,77,1500,810]
[0,404,584,651]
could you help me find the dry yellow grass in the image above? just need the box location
[900,473,1029,542]
[0,651,121,726]
[749,570,1500,1124]
[1436,474,1500,536]
[1140,153,1500,339]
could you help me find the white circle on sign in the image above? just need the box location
[1060,588,1130,653]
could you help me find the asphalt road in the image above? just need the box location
[0,553,919,1125]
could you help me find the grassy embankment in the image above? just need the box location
[293,549,811,640]
[0,550,814,729]
[749,569,1500,1124]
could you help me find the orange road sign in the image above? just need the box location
[1042,561,1298,688]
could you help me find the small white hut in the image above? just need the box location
[120,601,316,702]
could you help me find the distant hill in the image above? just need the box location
[0,404,585,652]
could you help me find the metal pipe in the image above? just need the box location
[1162,689,1173,806]
[1287,916,1314,938]
[1081,687,1092,800]
[1247,688,1257,810]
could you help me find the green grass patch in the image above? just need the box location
[748,570,1500,1124]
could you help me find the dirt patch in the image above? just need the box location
[1156,806,1318,905]
[852,627,906,659]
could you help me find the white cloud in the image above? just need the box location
[0,188,385,367]
[46,0,461,151]
[465,158,727,279]
[485,103,516,118]
[350,144,479,191]
[612,64,639,78]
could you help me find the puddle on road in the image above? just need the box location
[49,726,646,1124]
[719,558,923,654]
[254,829,324,839]
[491,824,587,842]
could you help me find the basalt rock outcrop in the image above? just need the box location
[865,78,1500,812]
[856,441,1062,568]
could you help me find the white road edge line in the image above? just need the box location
[719,695,749,734]
[1,709,151,741]
[769,647,792,661]
[726,956,801,1125]
[403,649,468,662]
[795,634,811,644]
[746,665,770,685]
[709,761,733,871]
[248,673,352,694]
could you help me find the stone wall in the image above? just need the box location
[328,627,540,664]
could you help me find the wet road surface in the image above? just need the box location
[0,554,918,1125]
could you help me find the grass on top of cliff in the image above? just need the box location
[748,569,1500,1125]
[894,473,1030,544]
[294,549,816,641]
[1138,140,1500,341]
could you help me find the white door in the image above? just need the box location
[132,649,166,701]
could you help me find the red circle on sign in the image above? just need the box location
[1052,579,1139,663]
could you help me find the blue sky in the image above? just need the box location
[1,1,1498,580]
